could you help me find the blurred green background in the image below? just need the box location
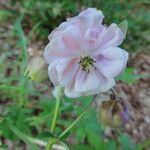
[0,0,150,150]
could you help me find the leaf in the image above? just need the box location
[116,67,145,85]
[37,131,56,139]
[0,144,8,149]
[75,127,86,142]
[138,138,150,150]
[81,110,102,150]
[0,105,31,141]
[6,121,39,150]
[86,126,101,150]
[73,145,92,150]
[119,133,135,150]
[106,141,117,150]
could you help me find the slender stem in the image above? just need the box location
[58,95,97,139]
[50,97,61,133]
[46,87,62,150]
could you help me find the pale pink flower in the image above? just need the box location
[44,8,128,98]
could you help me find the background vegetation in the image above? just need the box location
[0,0,149,149]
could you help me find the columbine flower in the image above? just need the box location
[98,98,128,128]
[44,8,128,98]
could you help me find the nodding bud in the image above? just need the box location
[98,97,128,128]
[25,55,49,83]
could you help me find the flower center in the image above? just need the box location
[79,56,96,72]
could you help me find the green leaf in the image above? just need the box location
[106,141,117,150]
[138,138,150,150]
[119,133,135,150]
[0,144,8,149]
[75,127,86,142]
[37,131,56,139]
[0,105,31,141]
[6,121,39,150]
[83,110,102,150]
[74,145,92,150]
[116,67,145,85]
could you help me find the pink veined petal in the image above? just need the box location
[79,8,104,23]
[44,38,73,64]
[61,25,86,56]
[67,8,104,37]
[98,47,128,59]
[56,58,79,86]
[84,24,104,49]
[97,23,125,49]
[48,60,60,86]
[95,71,115,92]
[95,47,128,78]
[74,69,100,92]
[48,22,70,41]
[64,67,81,98]
[44,25,82,64]
[74,70,115,96]
[48,58,79,87]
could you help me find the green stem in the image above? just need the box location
[46,87,62,150]
[58,95,97,139]
[50,98,61,133]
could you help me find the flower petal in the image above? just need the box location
[95,47,128,78]
[64,86,81,98]
[67,8,104,36]
[48,60,60,86]
[98,23,125,49]
[48,58,79,87]
[56,58,79,86]
[74,69,100,92]
[48,22,70,41]
[44,25,82,64]
[96,71,115,92]
[79,8,104,23]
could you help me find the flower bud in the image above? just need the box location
[25,55,48,83]
[98,98,128,128]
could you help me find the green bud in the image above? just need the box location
[25,55,49,83]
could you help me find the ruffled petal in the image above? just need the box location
[48,60,60,86]
[79,8,104,23]
[67,8,104,37]
[95,47,128,78]
[56,58,79,86]
[74,69,100,92]
[48,58,79,87]
[98,23,125,49]
[48,22,70,41]
[95,71,115,92]
[64,86,81,98]
[44,25,82,64]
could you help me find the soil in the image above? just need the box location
[116,51,150,144]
